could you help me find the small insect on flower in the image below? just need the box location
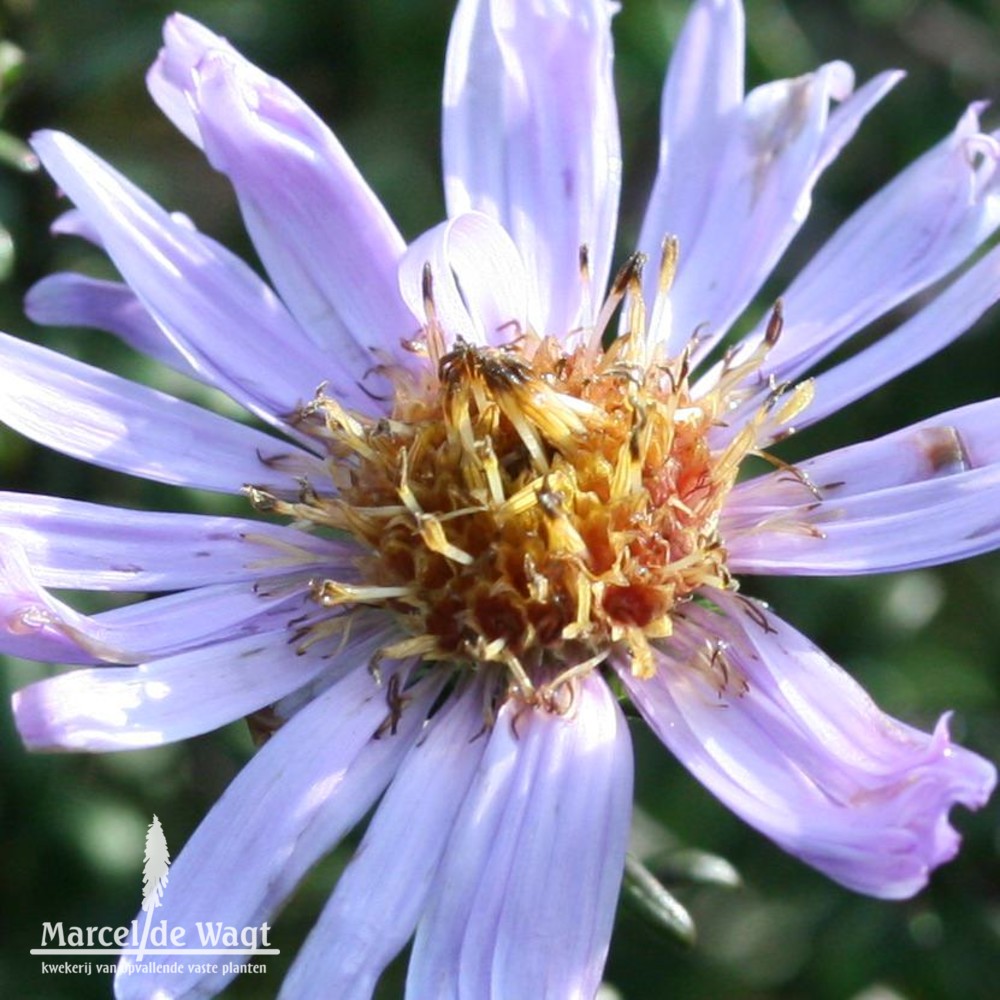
[2,1,999,999]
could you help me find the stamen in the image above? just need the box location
[578,242,594,327]
[658,235,680,295]
[538,649,607,710]
[422,262,447,368]
[764,298,784,346]
[417,514,475,566]
[646,234,679,350]
[315,581,415,606]
[589,251,646,357]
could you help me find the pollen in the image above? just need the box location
[250,249,808,708]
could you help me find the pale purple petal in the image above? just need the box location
[619,595,995,898]
[659,59,859,354]
[770,104,1000,378]
[407,697,529,999]
[263,610,409,728]
[443,0,621,335]
[725,397,1000,574]
[408,673,632,999]
[640,0,895,355]
[737,398,1000,504]
[146,14,236,147]
[638,0,745,288]
[32,130,334,431]
[92,584,317,659]
[150,15,415,397]
[279,684,488,1000]
[800,240,1000,428]
[727,470,1000,575]
[0,539,313,666]
[114,665,439,1000]
[716,104,1000,417]
[50,207,105,245]
[635,0,743,353]
[51,205,201,246]
[14,618,394,751]
[487,674,632,998]
[25,273,195,375]
[0,331,325,493]
[1,542,101,665]
[398,212,530,348]
[0,492,345,591]
[15,635,305,751]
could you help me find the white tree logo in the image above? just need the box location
[136,814,170,960]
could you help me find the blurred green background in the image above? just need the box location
[1,0,998,997]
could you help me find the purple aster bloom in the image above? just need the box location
[2,0,999,997]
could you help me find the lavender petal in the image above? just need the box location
[278,686,488,1000]
[767,105,1000,381]
[641,0,895,356]
[114,666,439,1000]
[147,14,236,147]
[443,0,621,336]
[408,673,631,999]
[663,59,858,353]
[25,274,195,375]
[398,213,529,348]
[32,130,334,433]
[800,240,1000,429]
[1,542,102,665]
[714,103,1000,424]
[0,330,325,493]
[638,0,745,313]
[14,626,339,751]
[725,397,1000,573]
[151,16,415,400]
[0,492,345,591]
[619,595,995,898]
[1,540,313,667]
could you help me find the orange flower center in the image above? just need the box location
[250,253,812,709]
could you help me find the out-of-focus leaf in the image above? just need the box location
[630,805,743,888]
[0,39,27,88]
[622,853,697,946]
[0,227,12,281]
[0,130,38,172]
[652,847,743,890]
[0,38,35,282]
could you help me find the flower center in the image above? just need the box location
[249,253,812,708]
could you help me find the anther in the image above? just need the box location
[611,251,648,296]
[422,261,446,366]
[658,235,680,294]
[764,299,784,347]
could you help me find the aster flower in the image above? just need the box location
[2,0,998,997]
